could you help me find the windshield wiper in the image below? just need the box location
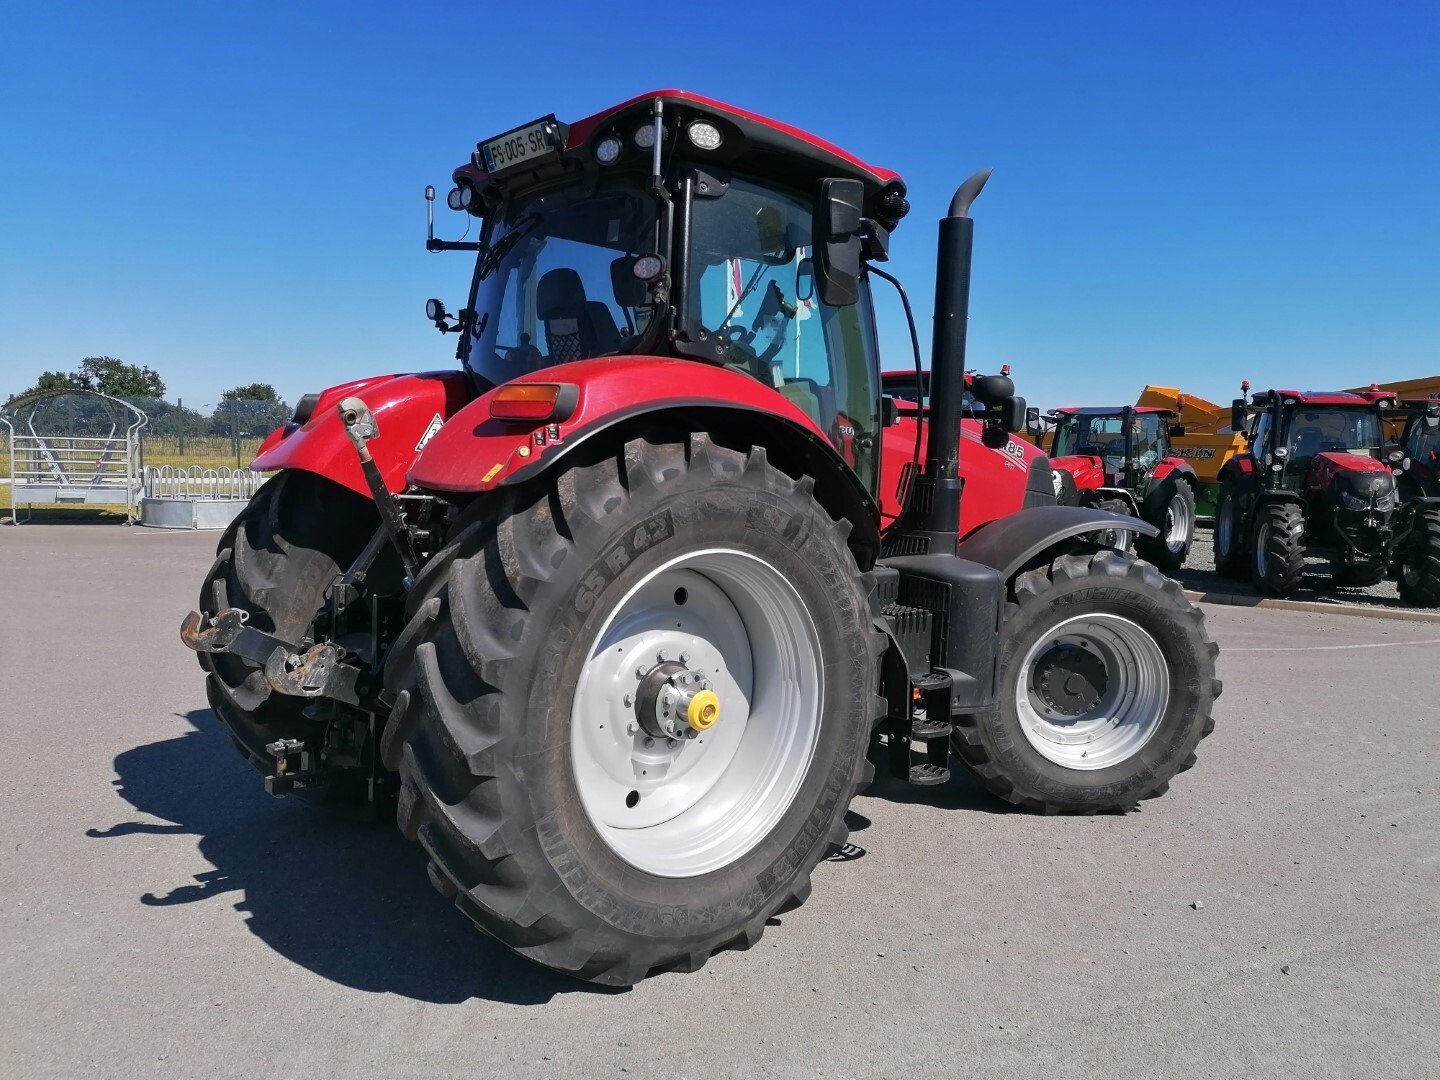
[477,213,542,280]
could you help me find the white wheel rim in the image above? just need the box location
[1165,492,1191,551]
[1015,613,1169,770]
[570,548,822,878]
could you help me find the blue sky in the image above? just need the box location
[1,1,1436,411]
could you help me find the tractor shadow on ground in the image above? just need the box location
[86,709,594,1006]
[860,741,1028,815]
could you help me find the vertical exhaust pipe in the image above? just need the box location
[906,168,991,555]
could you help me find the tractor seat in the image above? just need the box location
[537,268,622,363]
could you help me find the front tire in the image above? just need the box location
[1252,501,1306,596]
[381,434,883,985]
[1136,479,1195,571]
[198,469,383,805]
[949,551,1220,813]
[1397,506,1440,607]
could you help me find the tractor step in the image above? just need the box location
[883,665,956,787]
[911,716,953,739]
[907,763,951,786]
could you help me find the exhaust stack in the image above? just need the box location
[906,168,991,555]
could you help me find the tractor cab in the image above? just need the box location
[426,91,912,492]
[1048,406,1177,490]
[1237,389,1395,509]
[1390,398,1440,497]
[1039,405,1196,570]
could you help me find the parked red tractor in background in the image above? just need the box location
[1216,386,1439,602]
[182,92,1218,985]
[1387,397,1440,604]
[1032,405,1197,570]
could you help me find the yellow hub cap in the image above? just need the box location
[687,689,721,732]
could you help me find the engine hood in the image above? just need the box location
[1306,451,1394,501]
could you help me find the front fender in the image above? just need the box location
[252,371,472,498]
[954,504,1157,582]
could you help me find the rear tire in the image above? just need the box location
[949,551,1219,813]
[1252,502,1306,596]
[1213,480,1247,579]
[1136,479,1195,572]
[198,469,382,807]
[381,434,883,985]
[1397,506,1440,607]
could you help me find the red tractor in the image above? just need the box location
[1037,406,1197,570]
[1387,397,1440,604]
[182,92,1218,985]
[1215,386,1436,600]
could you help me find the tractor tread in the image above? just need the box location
[382,432,884,986]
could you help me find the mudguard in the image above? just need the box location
[407,356,882,558]
[412,357,828,490]
[953,504,1157,582]
[1140,458,1198,521]
[251,371,472,498]
[1149,458,1197,486]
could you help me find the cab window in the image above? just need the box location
[687,176,880,489]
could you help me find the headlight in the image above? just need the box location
[1338,490,1369,511]
[687,120,723,150]
[594,135,623,164]
[634,124,665,150]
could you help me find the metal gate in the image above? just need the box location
[1,390,148,523]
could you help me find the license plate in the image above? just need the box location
[480,116,564,173]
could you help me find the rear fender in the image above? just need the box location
[407,357,882,565]
[252,371,472,498]
[953,504,1158,583]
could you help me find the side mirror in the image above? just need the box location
[880,396,899,427]
[814,178,864,307]
[1230,399,1248,435]
[1025,406,1042,435]
[795,257,815,303]
[1169,424,1187,438]
[1004,396,1027,434]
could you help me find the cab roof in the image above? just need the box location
[1054,406,1174,417]
[1251,389,1397,408]
[454,90,909,227]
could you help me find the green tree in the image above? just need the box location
[7,357,166,402]
[79,356,166,398]
[221,383,281,402]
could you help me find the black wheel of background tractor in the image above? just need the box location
[1136,478,1195,572]
[199,468,385,808]
[1091,495,1137,551]
[380,433,884,986]
[1397,506,1440,607]
[1213,480,1248,579]
[949,550,1219,813]
[1251,501,1306,596]
[1332,561,1388,588]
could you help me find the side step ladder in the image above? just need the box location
[886,669,953,786]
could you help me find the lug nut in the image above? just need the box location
[643,737,654,748]
[657,649,669,662]
[623,693,634,707]
[680,651,691,663]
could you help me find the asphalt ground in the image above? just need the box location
[2,525,1437,1079]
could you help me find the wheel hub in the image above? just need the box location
[636,660,718,740]
[1034,644,1107,716]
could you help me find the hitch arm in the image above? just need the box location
[180,609,365,707]
[336,397,421,579]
